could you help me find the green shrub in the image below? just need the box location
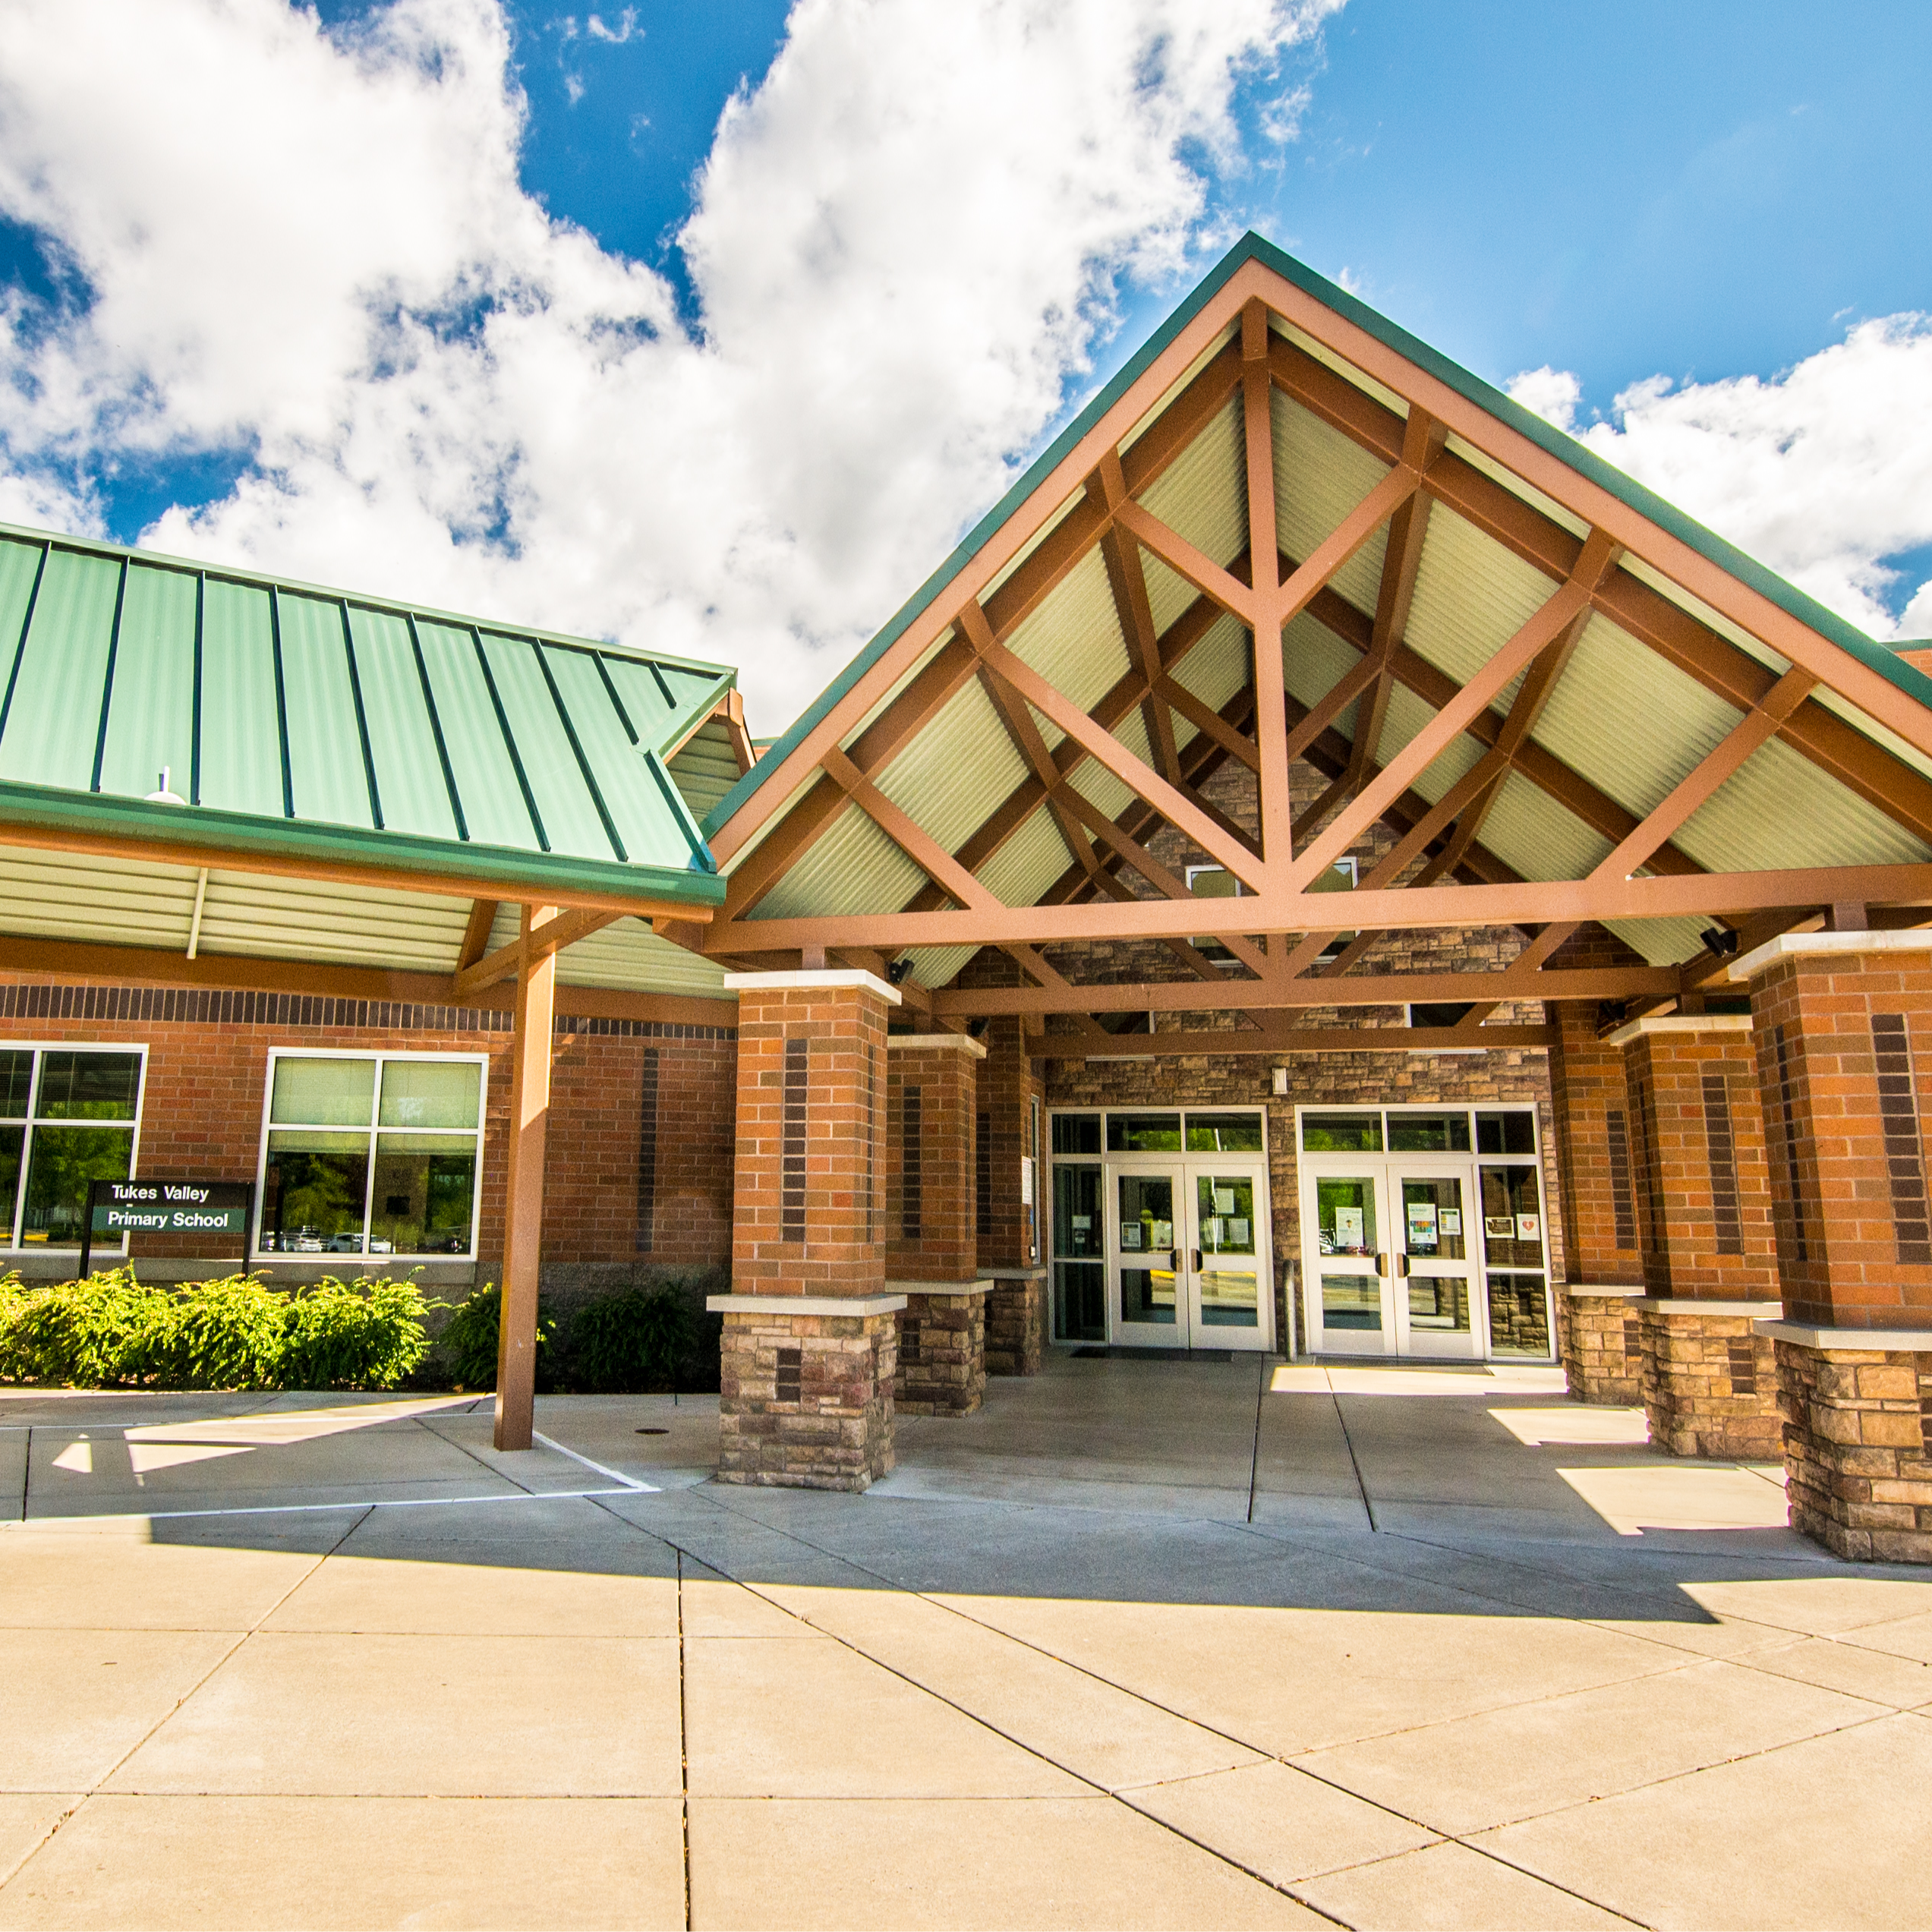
[140,1275,287,1388]
[278,1276,431,1388]
[0,1269,433,1391]
[436,1282,556,1392]
[0,1269,161,1385]
[569,1282,697,1393]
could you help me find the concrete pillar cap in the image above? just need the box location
[1606,1012,1751,1045]
[886,1031,988,1057]
[1728,928,1932,982]
[720,968,901,1005]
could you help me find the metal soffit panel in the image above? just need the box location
[667,719,746,824]
[1402,504,1557,694]
[1527,612,1743,821]
[1171,612,1250,715]
[750,800,925,922]
[1136,394,1245,569]
[1605,916,1713,970]
[1273,389,1390,615]
[976,802,1073,912]
[874,676,1029,859]
[1005,545,1131,721]
[1480,771,1613,884]
[898,944,979,993]
[1677,733,1932,874]
[1139,551,1199,637]
[482,899,730,995]
[0,526,729,898]
[0,849,202,952]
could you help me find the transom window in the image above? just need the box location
[256,1052,485,1259]
[0,1045,146,1250]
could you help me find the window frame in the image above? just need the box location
[252,1047,489,1263]
[0,1042,150,1254]
[1183,863,1246,966]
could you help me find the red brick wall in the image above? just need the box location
[885,1040,979,1282]
[730,978,888,1297]
[1620,1027,1777,1301]
[0,975,734,1279]
[973,1014,1045,1269]
[1745,947,1932,1328]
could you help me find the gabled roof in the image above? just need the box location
[698,232,1932,1001]
[707,232,1932,840]
[0,523,730,909]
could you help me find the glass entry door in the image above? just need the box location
[1194,1171,1262,1335]
[1391,1165,1479,1359]
[1306,1170,1388,1354]
[1113,1168,1185,1344]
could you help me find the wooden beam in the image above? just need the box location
[821,743,1000,912]
[1032,1023,1559,1059]
[458,900,499,971]
[704,858,1932,955]
[452,906,622,1001]
[1346,408,1443,791]
[1280,531,1622,901]
[1242,299,1291,868]
[935,962,1674,1018]
[1095,453,1181,789]
[979,641,1269,890]
[494,904,556,1453]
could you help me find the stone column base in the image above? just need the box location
[893,1282,988,1417]
[1768,1325,1932,1564]
[1560,1288,1644,1405]
[713,1298,900,1491]
[985,1269,1047,1377]
[1640,1300,1783,1459]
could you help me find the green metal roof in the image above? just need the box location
[0,524,730,906]
[707,229,1932,836]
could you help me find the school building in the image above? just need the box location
[1,234,1930,1561]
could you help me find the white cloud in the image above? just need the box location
[1508,320,1932,641]
[0,0,1338,733]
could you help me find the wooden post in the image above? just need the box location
[494,903,556,1451]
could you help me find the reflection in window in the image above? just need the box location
[1387,1111,1472,1153]
[1107,1113,1182,1153]
[1051,1162,1104,1342]
[1185,1112,1265,1152]
[260,1055,482,1258]
[1477,1109,1537,1155]
[1051,1113,1102,1156]
[0,1048,143,1248]
[1302,1111,1382,1153]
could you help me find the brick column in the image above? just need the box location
[887,1032,988,1416]
[1609,1013,1782,1458]
[1732,933,1932,1561]
[712,969,901,1491]
[1549,1000,1645,1403]
[975,1016,1047,1376]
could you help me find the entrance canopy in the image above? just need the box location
[697,235,1932,1047]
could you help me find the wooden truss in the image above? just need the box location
[702,264,1932,1022]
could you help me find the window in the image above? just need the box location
[1310,857,1358,963]
[1407,1002,1476,1031]
[257,1053,484,1259]
[0,1046,146,1249]
[1185,864,1244,965]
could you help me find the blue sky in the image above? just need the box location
[2,0,1929,721]
[479,0,1932,439]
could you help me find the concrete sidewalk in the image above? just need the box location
[0,1357,1927,1928]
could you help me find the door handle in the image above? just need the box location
[1396,1254,1410,1278]
[1376,1251,1388,1278]
[1192,1249,1202,1272]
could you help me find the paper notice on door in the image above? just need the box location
[1206,1216,1225,1247]
[1485,1215,1514,1238]
[1440,1209,1462,1236]
[1121,1223,1142,1251]
[1072,1215,1091,1231]
[1515,1213,1541,1241]
[1151,1220,1174,1249]
[1231,1218,1250,1245]
[1334,1206,1364,1250]
[1213,1187,1236,1214]
[1407,1201,1438,1244]
[1020,1157,1033,1206]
